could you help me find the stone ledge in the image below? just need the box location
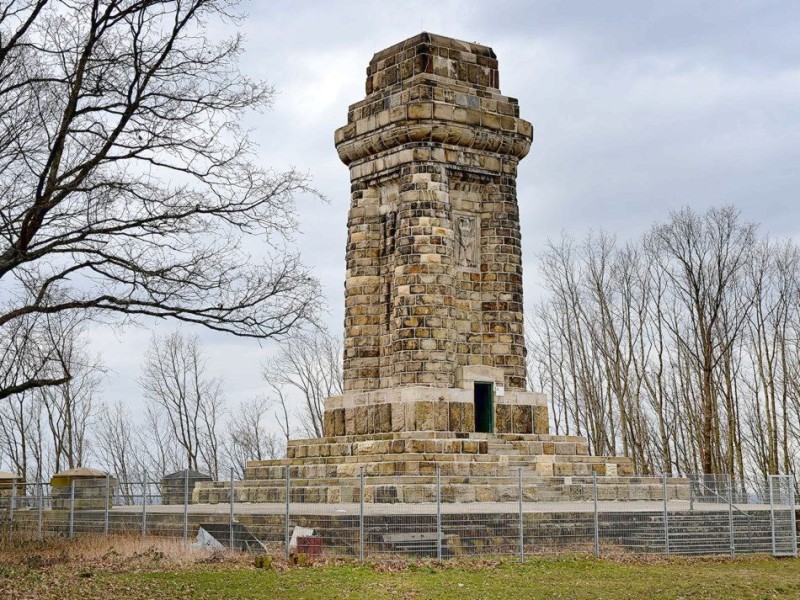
[336,120,531,166]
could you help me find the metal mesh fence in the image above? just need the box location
[1,469,796,561]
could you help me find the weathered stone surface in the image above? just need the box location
[533,406,549,434]
[462,440,479,454]
[464,405,475,432]
[378,403,392,433]
[448,402,464,431]
[391,402,405,432]
[512,405,532,434]
[415,401,435,430]
[496,404,511,432]
[323,410,335,437]
[435,400,449,431]
[334,408,346,436]
[355,406,368,435]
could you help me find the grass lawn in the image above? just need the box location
[1,536,799,599]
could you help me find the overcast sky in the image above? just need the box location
[90,0,800,424]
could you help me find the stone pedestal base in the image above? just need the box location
[323,386,549,437]
[190,430,679,505]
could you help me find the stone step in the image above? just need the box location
[283,431,590,447]
[194,475,692,504]
[244,463,644,483]
[249,451,623,468]
[245,462,638,482]
[278,441,617,465]
[223,474,690,488]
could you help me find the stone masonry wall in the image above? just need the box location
[336,33,533,393]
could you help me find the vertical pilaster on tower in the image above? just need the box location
[326,33,548,437]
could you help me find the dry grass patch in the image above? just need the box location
[1,535,799,599]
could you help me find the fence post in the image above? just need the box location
[37,481,43,540]
[436,465,442,560]
[104,474,110,536]
[790,473,798,558]
[593,471,600,558]
[728,474,735,557]
[769,476,776,556]
[141,471,148,537]
[183,469,189,544]
[69,478,75,539]
[284,465,290,559]
[359,467,365,563]
[229,467,235,551]
[662,473,669,556]
[518,468,524,563]
[9,480,15,535]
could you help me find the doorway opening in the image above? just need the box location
[474,382,494,433]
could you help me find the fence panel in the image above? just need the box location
[1,470,796,562]
[769,475,797,557]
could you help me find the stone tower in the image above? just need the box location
[194,34,639,506]
[325,33,548,437]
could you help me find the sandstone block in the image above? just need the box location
[416,401,435,430]
[355,406,368,435]
[462,441,479,454]
[391,402,405,431]
[448,402,463,431]
[334,408,346,436]
[596,484,617,501]
[495,404,511,432]
[521,485,538,501]
[553,463,574,476]
[533,406,549,434]
[378,403,392,432]
[402,485,435,503]
[627,485,649,501]
[323,411,335,436]
[555,443,576,456]
[435,400,449,430]
[512,405,532,434]
[475,486,496,502]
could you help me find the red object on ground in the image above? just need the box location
[297,536,323,556]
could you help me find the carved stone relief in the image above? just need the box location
[455,213,479,269]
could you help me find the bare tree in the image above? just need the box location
[262,326,342,438]
[526,206,800,480]
[0,388,43,480]
[0,288,96,404]
[649,207,756,473]
[37,320,104,473]
[139,331,224,478]
[223,397,283,477]
[0,0,321,401]
[273,386,294,445]
[0,309,99,478]
[93,400,143,502]
[139,404,183,478]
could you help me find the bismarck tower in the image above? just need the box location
[326,32,548,437]
[195,34,638,505]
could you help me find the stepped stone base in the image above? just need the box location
[193,431,689,505]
